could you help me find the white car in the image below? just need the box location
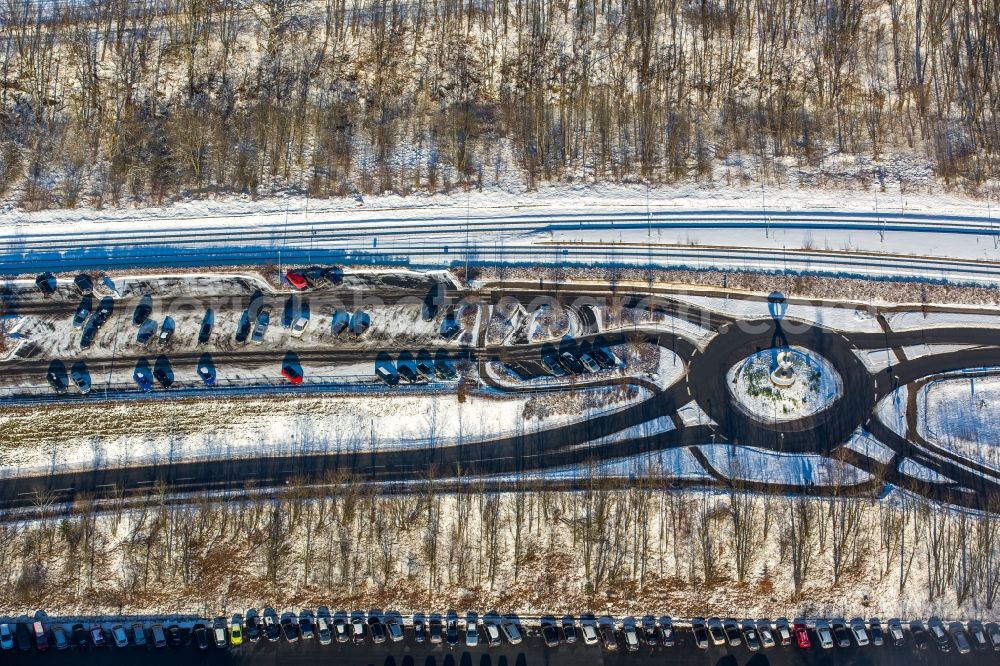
[850,618,870,646]
[112,624,129,648]
[290,316,310,337]
[816,620,834,649]
[579,353,600,373]
[757,620,776,648]
[581,621,598,645]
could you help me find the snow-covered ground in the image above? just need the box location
[0,384,651,478]
[888,311,1000,331]
[876,387,910,438]
[726,347,842,422]
[917,375,1000,471]
[840,428,898,465]
[668,293,883,332]
[696,444,873,486]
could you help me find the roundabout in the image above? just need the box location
[687,318,876,453]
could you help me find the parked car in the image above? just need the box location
[136,319,157,345]
[793,620,811,649]
[193,624,209,650]
[15,621,31,651]
[349,309,370,336]
[229,614,243,646]
[72,302,90,329]
[303,268,327,288]
[444,611,459,646]
[316,616,332,646]
[756,619,775,648]
[368,615,386,644]
[263,610,280,643]
[622,619,640,652]
[331,308,350,336]
[723,618,741,647]
[640,615,657,645]
[967,620,988,651]
[351,611,366,643]
[280,613,299,642]
[69,361,91,395]
[850,617,869,646]
[35,272,56,296]
[949,622,972,654]
[245,610,261,643]
[166,625,184,647]
[540,617,559,648]
[131,622,146,647]
[299,610,314,640]
[132,298,152,325]
[501,618,522,645]
[557,616,576,644]
[32,621,48,651]
[775,617,792,646]
[592,347,620,369]
[466,612,480,647]
[657,616,673,647]
[74,273,93,296]
[235,310,252,343]
[580,614,598,646]
[831,618,851,648]
[80,322,98,349]
[51,625,68,651]
[109,624,128,648]
[559,351,585,374]
[435,359,457,380]
[134,367,153,392]
[869,617,884,647]
[291,315,310,337]
[153,365,173,388]
[928,617,951,652]
[0,623,13,650]
[887,618,905,646]
[985,622,1000,650]
[911,620,931,650]
[815,620,834,649]
[197,362,215,386]
[541,354,567,377]
[251,308,270,344]
[198,309,213,344]
[158,316,175,344]
[707,617,726,646]
[484,618,501,647]
[47,370,67,395]
[741,619,761,651]
[89,624,106,648]
[579,352,601,373]
[398,364,420,383]
[428,613,442,644]
[690,618,709,649]
[151,624,167,648]
[281,364,303,384]
[286,270,309,290]
[415,359,435,379]
[412,614,426,643]
[598,618,616,651]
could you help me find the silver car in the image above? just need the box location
[251,309,271,344]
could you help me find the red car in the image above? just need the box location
[32,621,47,651]
[285,270,309,290]
[281,365,303,384]
[794,621,811,649]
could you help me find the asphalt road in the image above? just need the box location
[2,633,996,666]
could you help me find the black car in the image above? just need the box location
[435,360,457,380]
[47,370,67,394]
[691,618,710,649]
[561,616,577,644]
[422,284,445,321]
[323,267,344,285]
[928,617,951,652]
[193,624,209,651]
[166,625,184,647]
[640,616,657,645]
[428,615,443,643]
[133,299,152,326]
[541,354,567,377]
[397,364,419,383]
[559,351,585,374]
[264,616,281,643]
[911,620,931,650]
[74,273,93,296]
[153,366,173,388]
[35,272,56,297]
[137,320,156,345]
[299,612,314,640]
[415,360,435,379]
[92,298,114,328]
[541,621,559,648]
[71,623,88,648]
[281,615,299,642]
[831,618,851,648]
[658,616,674,647]
[303,268,327,288]
[198,310,214,344]
[368,617,385,644]
[235,310,251,343]
[444,612,459,646]
[245,614,261,643]
[591,347,619,369]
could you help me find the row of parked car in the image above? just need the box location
[6,610,997,654]
[540,346,620,378]
[686,616,1000,654]
[376,356,458,385]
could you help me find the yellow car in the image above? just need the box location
[230,614,243,646]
